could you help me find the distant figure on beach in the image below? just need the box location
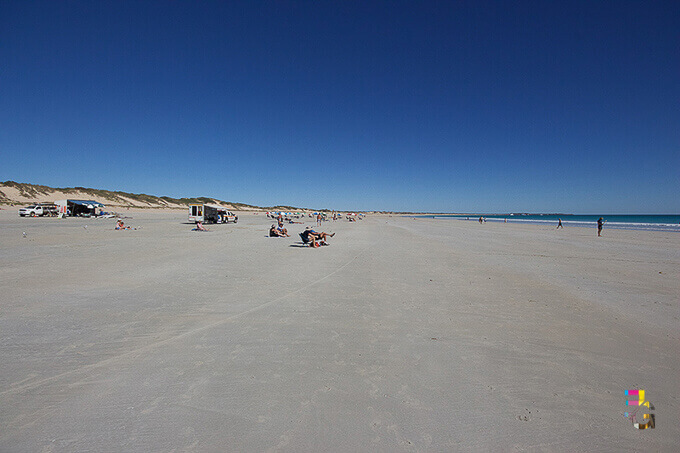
[479,217,483,224]
[597,217,604,236]
[557,218,563,229]
[316,214,322,226]
[194,221,209,231]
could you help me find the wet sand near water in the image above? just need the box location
[1,209,678,451]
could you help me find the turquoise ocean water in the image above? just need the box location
[415,214,680,232]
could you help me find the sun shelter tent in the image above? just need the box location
[54,200,105,217]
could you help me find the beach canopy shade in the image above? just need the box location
[205,204,231,211]
[68,200,105,207]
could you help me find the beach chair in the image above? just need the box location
[299,232,311,245]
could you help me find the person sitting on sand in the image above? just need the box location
[301,227,335,248]
[269,223,290,237]
[115,219,131,230]
[269,224,285,237]
[194,221,209,231]
[277,222,290,236]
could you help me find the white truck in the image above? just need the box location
[18,204,58,217]
[188,204,238,224]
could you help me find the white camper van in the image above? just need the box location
[188,204,238,224]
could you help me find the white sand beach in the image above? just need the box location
[1,209,678,451]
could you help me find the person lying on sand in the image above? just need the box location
[301,227,335,248]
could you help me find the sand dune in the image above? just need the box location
[0,181,241,210]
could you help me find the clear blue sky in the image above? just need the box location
[1,1,678,213]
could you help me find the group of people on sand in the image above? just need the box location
[472,216,607,236]
[114,212,337,246]
[269,213,306,224]
[269,221,290,237]
[269,222,335,247]
[556,217,606,236]
[189,217,336,247]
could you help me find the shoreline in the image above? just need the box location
[409,214,680,233]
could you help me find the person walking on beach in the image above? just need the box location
[557,218,563,229]
[597,217,604,236]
